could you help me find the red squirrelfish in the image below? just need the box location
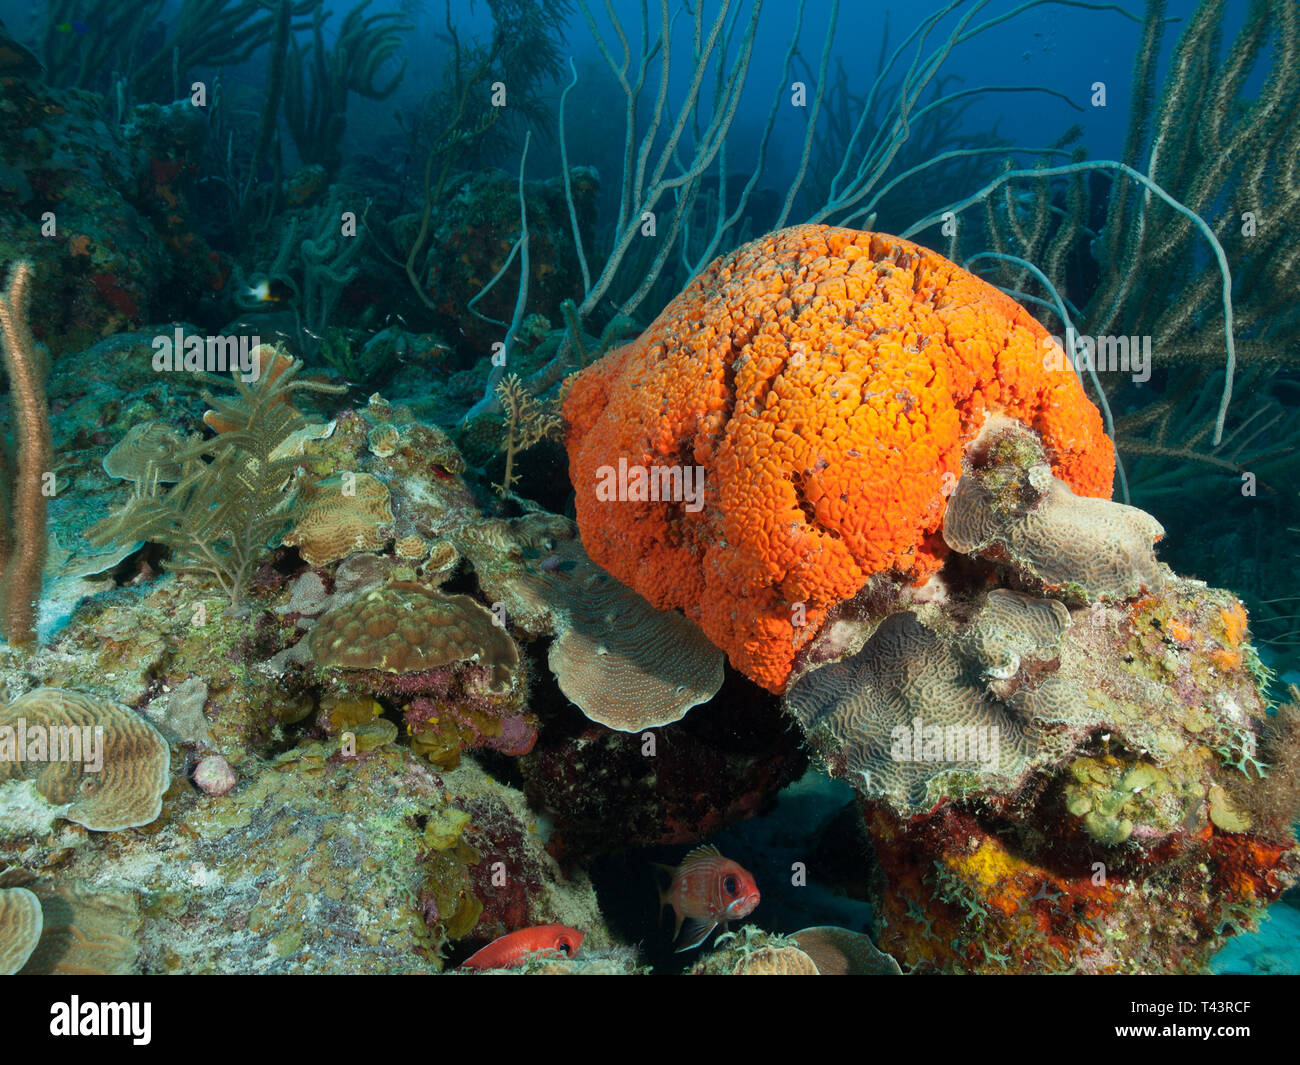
[460,924,584,971]
[656,844,761,952]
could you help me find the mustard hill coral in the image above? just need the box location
[1061,753,1230,846]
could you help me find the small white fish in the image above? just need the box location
[246,278,292,304]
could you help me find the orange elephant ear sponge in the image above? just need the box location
[563,225,1115,693]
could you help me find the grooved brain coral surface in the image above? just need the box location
[564,225,1115,693]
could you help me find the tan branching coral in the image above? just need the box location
[0,688,170,831]
[494,373,561,498]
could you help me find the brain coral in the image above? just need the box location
[564,225,1115,692]
[785,611,1038,811]
[283,472,394,566]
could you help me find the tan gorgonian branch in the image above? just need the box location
[493,373,561,499]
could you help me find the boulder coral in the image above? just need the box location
[564,225,1115,692]
[308,583,533,767]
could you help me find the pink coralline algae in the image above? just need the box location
[193,755,236,796]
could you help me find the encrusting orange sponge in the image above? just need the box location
[564,225,1115,693]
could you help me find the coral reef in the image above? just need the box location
[87,351,344,610]
[0,71,225,348]
[782,417,1299,973]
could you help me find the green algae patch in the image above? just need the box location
[1208,785,1251,833]
[1063,754,1206,846]
[423,807,472,851]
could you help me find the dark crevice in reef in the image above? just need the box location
[790,470,819,527]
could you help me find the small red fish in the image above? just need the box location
[460,924,584,971]
[655,844,761,952]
